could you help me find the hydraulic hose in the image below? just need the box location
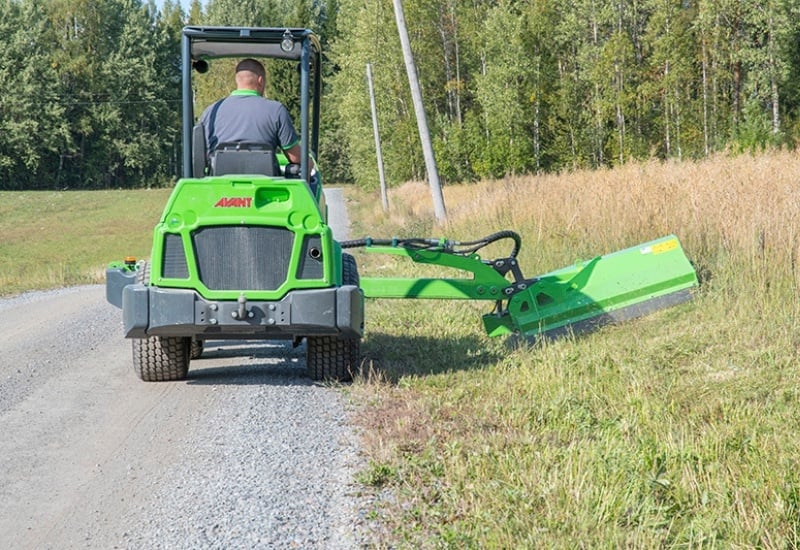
[341,230,522,258]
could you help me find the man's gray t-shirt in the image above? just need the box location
[200,90,300,152]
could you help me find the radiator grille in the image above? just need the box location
[192,226,294,290]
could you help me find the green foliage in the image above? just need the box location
[0,0,800,189]
[732,98,786,153]
[0,1,70,188]
[0,0,186,188]
[472,2,533,177]
[203,0,265,26]
[328,0,800,187]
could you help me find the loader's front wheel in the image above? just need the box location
[130,261,190,382]
[306,253,361,382]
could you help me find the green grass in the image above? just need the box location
[355,293,800,547]
[345,154,800,548]
[0,189,171,295]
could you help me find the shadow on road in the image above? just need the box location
[183,331,506,387]
[185,339,317,386]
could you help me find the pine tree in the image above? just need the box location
[0,0,70,188]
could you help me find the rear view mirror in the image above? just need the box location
[193,59,209,74]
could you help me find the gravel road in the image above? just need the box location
[0,188,371,549]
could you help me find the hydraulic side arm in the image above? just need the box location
[342,232,533,301]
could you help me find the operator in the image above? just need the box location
[199,58,303,169]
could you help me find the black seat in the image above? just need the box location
[210,142,278,176]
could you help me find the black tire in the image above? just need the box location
[133,335,191,382]
[131,262,190,382]
[306,253,361,382]
[307,336,359,382]
[342,252,359,287]
[190,339,204,360]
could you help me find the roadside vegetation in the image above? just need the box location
[347,150,800,547]
[2,151,799,546]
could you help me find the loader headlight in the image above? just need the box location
[280,30,294,53]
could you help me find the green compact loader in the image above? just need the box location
[106,26,698,382]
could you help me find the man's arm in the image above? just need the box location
[283,143,302,164]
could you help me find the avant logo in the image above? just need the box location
[214,197,252,208]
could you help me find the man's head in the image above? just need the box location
[235,58,266,95]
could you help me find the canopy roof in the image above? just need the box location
[184,26,319,61]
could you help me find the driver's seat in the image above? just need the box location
[210,142,277,176]
[191,124,277,177]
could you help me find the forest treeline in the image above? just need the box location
[1,0,798,190]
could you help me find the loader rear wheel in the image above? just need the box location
[306,336,358,382]
[130,261,190,382]
[133,336,191,382]
[306,253,361,382]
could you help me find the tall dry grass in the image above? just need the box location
[386,151,800,278]
[360,150,800,339]
[348,151,800,548]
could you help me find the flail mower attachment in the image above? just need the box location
[343,232,698,340]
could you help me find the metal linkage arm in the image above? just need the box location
[341,232,525,301]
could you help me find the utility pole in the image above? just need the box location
[392,0,447,223]
[366,63,389,212]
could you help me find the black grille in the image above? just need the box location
[162,234,189,279]
[192,226,294,290]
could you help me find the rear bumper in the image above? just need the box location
[119,283,364,340]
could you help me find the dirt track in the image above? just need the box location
[0,189,366,549]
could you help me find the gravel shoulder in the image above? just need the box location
[0,188,370,549]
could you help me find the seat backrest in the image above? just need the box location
[210,143,277,176]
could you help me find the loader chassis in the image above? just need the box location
[106,27,363,382]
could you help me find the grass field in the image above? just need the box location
[2,151,800,546]
[0,188,171,295]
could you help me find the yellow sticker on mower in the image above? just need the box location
[640,238,678,255]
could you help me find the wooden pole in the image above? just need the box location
[366,63,389,212]
[392,0,447,223]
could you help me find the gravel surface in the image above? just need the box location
[0,188,374,549]
[119,342,368,549]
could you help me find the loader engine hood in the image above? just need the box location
[147,175,337,302]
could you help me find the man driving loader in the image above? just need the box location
[199,58,303,175]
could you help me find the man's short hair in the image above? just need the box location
[236,58,265,78]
